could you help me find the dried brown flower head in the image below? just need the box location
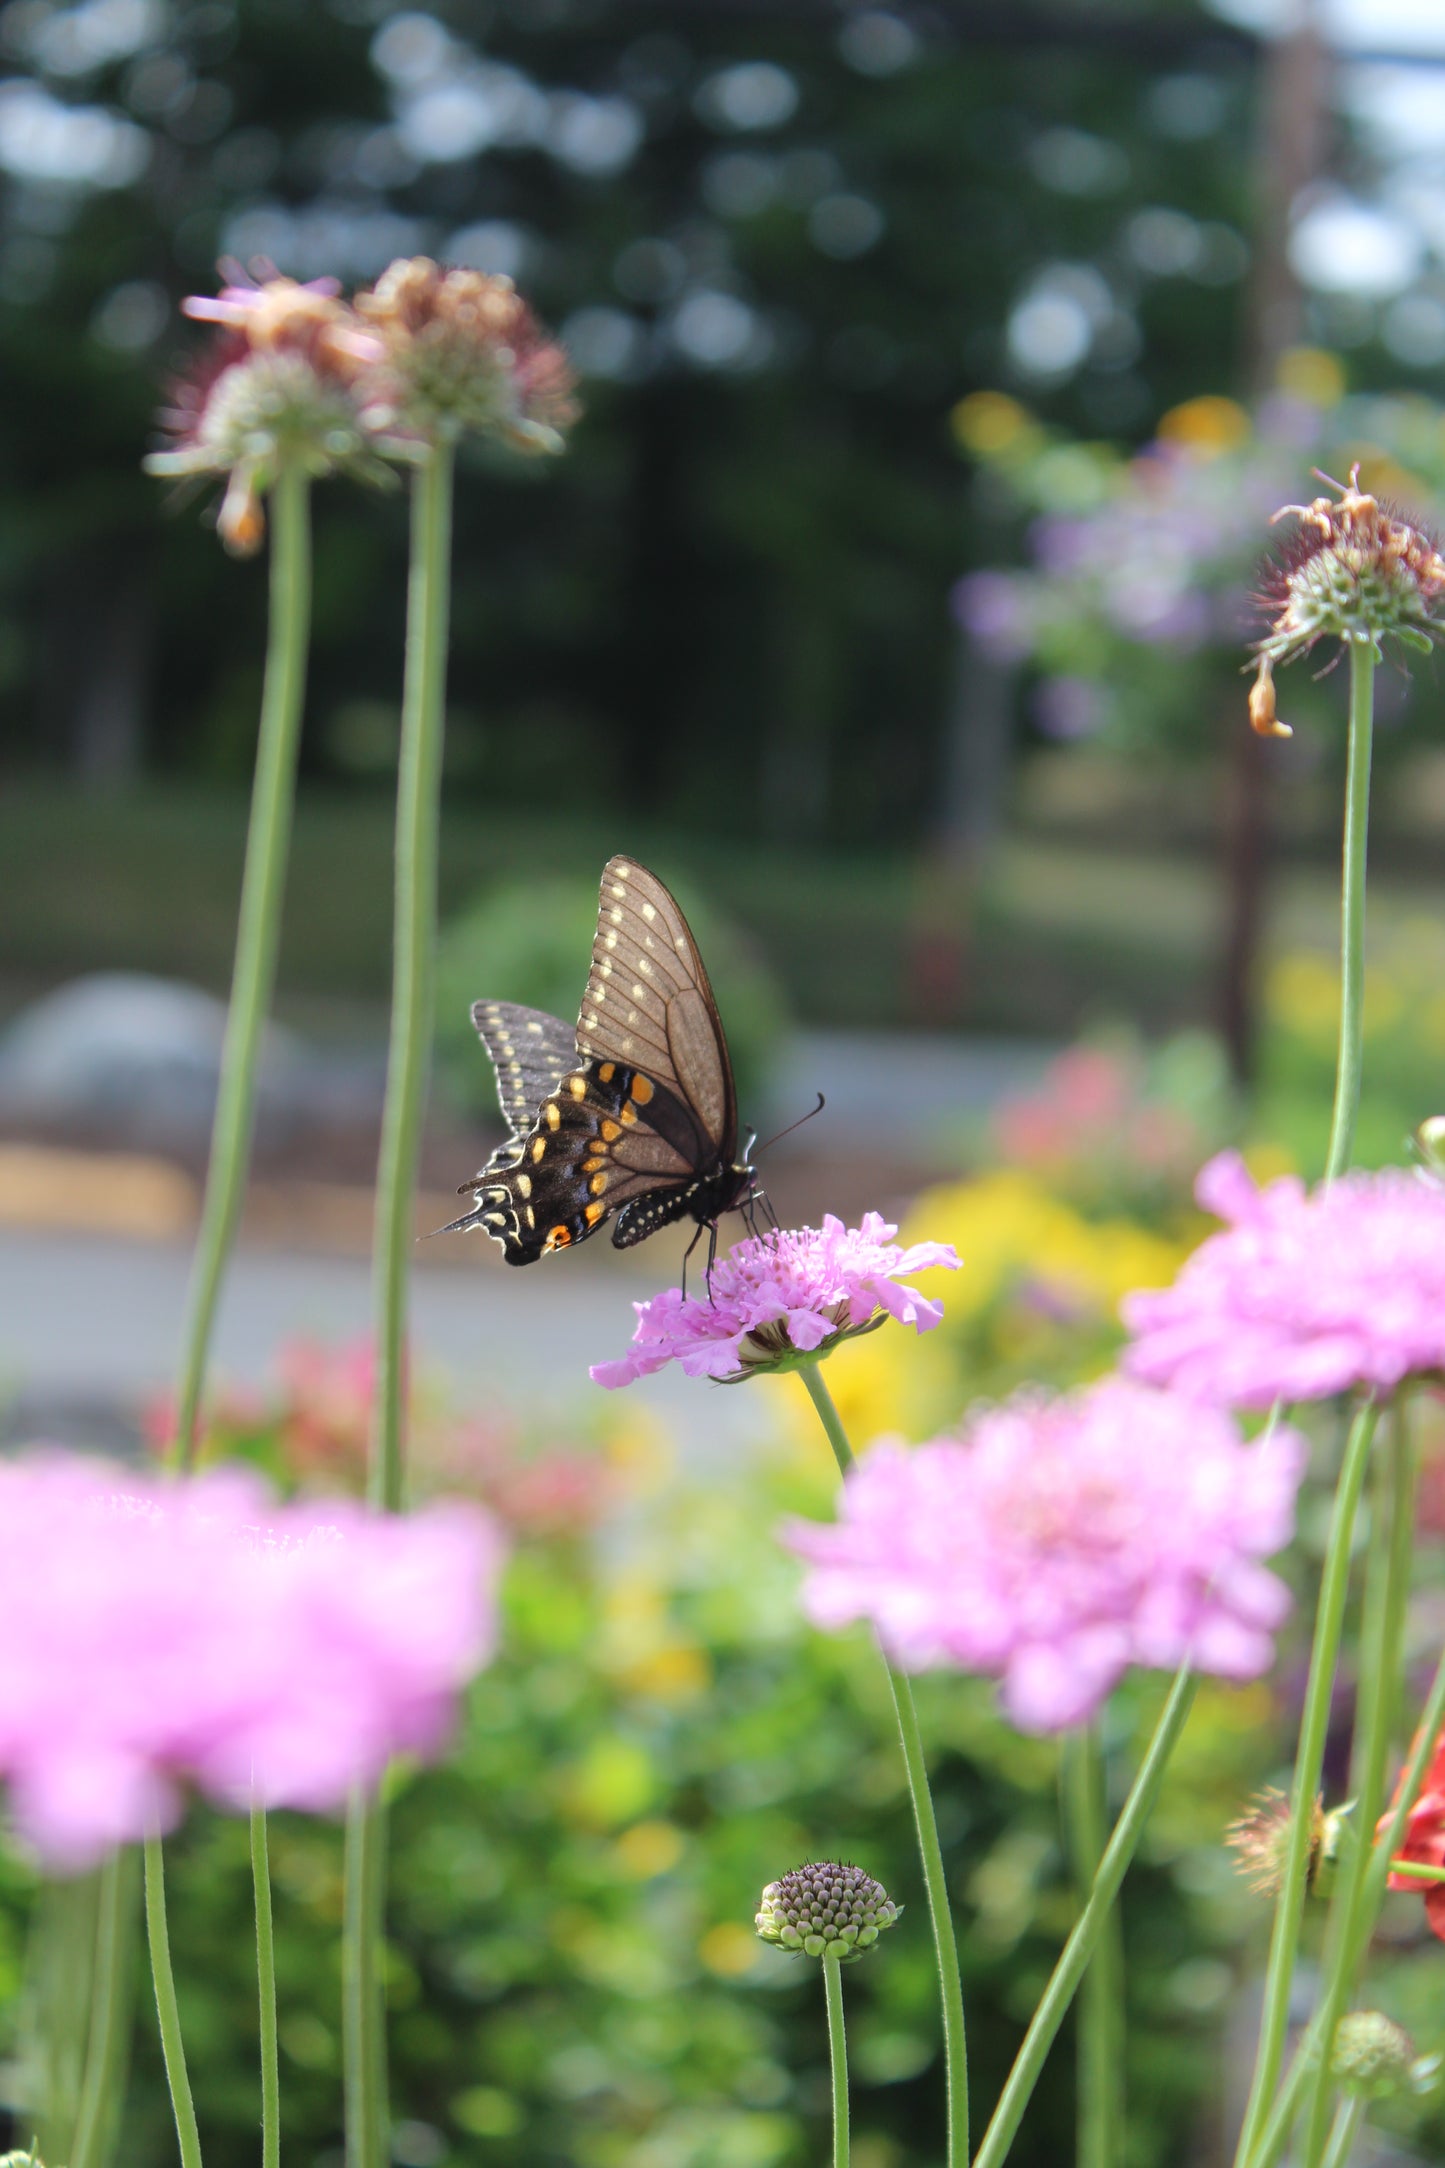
[146,269,383,554]
[1226,1787,1342,1897]
[1249,464,1445,734]
[354,256,578,454]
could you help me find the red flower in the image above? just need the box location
[1380,1728,1445,1939]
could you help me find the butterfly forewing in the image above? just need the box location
[576,856,737,1159]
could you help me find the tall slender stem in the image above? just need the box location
[1063,1724,1124,2168]
[344,1789,388,2168]
[1299,1402,1413,2167]
[1319,2099,1364,2168]
[1231,1398,1379,2165]
[251,1803,280,2168]
[71,1848,138,2168]
[369,442,454,1515]
[973,1664,1197,2168]
[1323,639,1375,1185]
[344,437,454,2168]
[1245,1639,1445,2168]
[170,466,313,1470]
[798,1363,969,2166]
[144,1836,202,2168]
[823,1955,850,2168]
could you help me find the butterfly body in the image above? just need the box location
[451,857,754,1265]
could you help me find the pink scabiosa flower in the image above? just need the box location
[0,1454,502,1869]
[1123,1151,1445,1409]
[145,267,385,554]
[783,1378,1304,1733]
[351,256,578,454]
[589,1213,961,1388]
[1248,465,1445,737]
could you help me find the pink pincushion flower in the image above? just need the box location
[1123,1151,1445,1408]
[784,1378,1304,1733]
[0,1456,502,1868]
[589,1214,961,1388]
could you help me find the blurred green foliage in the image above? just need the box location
[0,0,1275,846]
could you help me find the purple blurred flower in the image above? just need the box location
[784,1377,1304,1732]
[590,1214,961,1388]
[951,571,1033,662]
[0,1457,502,1868]
[1033,675,1106,740]
[1124,1151,1445,1408]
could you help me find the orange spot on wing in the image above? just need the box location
[630,1074,655,1106]
[543,1224,573,1251]
[584,1200,605,1225]
[598,1061,616,1083]
[620,1104,638,1126]
[600,1118,622,1142]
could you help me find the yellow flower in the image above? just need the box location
[802,1171,1183,1447]
[1156,395,1251,458]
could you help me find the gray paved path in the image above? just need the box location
[0,1230,763,1467]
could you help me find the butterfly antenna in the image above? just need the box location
[753,1092,826,1156]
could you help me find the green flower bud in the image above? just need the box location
[1330,2010,1416,2100]
[755,1861,901,1964]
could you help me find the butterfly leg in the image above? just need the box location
[679,1218,708,1301]
[704,1217,720,1300]
[746,1186,780,1236]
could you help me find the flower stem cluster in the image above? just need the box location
[146,259,576,551]
[1249,464,1445,735]
[756,1861,901,1962]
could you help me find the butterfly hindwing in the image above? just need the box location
[470,1001,576,1142]
[453,1055,697,1263]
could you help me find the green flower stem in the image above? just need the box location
[798,1363,968,2166]
[71,1848,139,2168]
[1300,1404,1414,2168]
[1380,1857,1445,1882]
[370,440,455,1515]
[144,1836,202,2168]
[251,1803,280,2168]
[1063,1723,1124,2168]
[170,465,313,1471]
[345,442,454,2168]
[823,1955,850,2168]
[1320,2100,1364,2168]
[1243,1639,1445,2168]
[1323,639,1376,1185]
[1231,1396,1379,2166]
[973,1664,1197,2168]
[343,1790,389,2168]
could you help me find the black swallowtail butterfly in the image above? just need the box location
[447,856,757,1265]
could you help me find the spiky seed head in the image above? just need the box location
[144,274,384,555]
[1330,2010,1416,2099]
[1255,465,1445,677]
[352,256,578,454]
[755,1860,901,1963]
[1226,1789,1344,1898]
